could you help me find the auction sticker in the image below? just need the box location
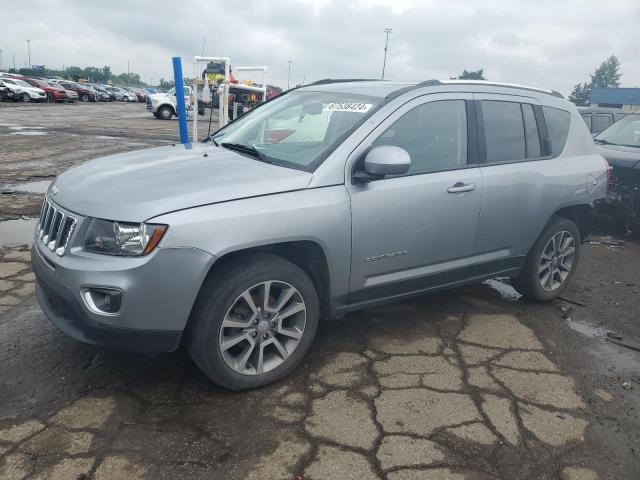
[325,102,373,113]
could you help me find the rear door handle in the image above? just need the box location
[447,182,476,194]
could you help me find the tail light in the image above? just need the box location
[604,158,612,194]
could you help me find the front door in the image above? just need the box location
[347,94,483,303]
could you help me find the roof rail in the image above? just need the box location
[309,78,378,86]
[387,79,564,100]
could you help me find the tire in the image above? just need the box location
[22,93,31,102]
[81,94,89,102]
[511,216,581,301]
[123,96,129,102]
[187,252,320,390]
[153,112,160,119]
[158,105,173,120]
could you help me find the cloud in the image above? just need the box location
[1,0,638,94]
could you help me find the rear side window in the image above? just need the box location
[542,106,571,156]
[593,114,612,133]
[482,101,526,163]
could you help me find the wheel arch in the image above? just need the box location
[191,240,332,322]
[549,203,593,242]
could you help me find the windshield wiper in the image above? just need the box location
[220,143,272,163]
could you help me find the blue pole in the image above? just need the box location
[172,56,189,145]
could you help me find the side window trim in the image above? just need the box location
[533,104,552,157]
[465,100,480,165]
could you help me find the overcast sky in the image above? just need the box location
[1,0,638,94]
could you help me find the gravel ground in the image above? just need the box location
[0,101,638,480]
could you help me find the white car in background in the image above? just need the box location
[0,77,47,102]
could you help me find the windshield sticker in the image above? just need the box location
[324,102,373,113]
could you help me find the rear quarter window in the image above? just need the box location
[542,106,571,156]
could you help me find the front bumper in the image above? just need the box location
[32,234,214,353]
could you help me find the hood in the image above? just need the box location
[596,144,640,170]
[51,143,312,222]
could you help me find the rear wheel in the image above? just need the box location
[188,252,319,390]
[511,216,581,301]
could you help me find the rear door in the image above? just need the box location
[471,94,566,272]
[347,94,483,301]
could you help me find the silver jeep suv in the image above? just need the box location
[33,79,608,389]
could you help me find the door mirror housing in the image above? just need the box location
[353,145,411,183]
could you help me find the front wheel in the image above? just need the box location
[511,216,581,301]
[188,253,319,390]
[123,96,129,102]
[22,93,31,102]
[81,93,89,102]
[157,105,173,120]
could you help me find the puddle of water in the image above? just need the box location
[0,218,38,248]
[8,125,45,131]
[10,131,48,136]
[566,317,640,373]
[1,180,51,194]
[482,278,522,301]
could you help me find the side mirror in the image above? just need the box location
[353,145,411,183]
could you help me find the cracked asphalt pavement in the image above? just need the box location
[1,102,639,479]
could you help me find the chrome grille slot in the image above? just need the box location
[47,211,64,251]
[37,197,77,256]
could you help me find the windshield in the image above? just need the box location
[595,114,640,148]
[210,91,382,171]
[14,80,33,88]
[48,82,65,91]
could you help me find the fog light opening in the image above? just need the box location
[81,287,123,315]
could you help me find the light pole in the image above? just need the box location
[127,60,130,82]
[0,50,3,68]
[302,75,306,85]
[287,60,292,90]
[27,40,31,68]
[381,27,392,80]
[201,37,206,57]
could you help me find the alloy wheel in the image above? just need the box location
[219,281,306,376]
[22,93,30,102]
[538,230,576,291]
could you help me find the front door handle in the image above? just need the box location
[447,182,476,194]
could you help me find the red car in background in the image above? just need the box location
[58,81,96,102]
[22,77,67,102]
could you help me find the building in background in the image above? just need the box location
[590,87,640,113]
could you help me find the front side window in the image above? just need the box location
[372,100,467,174]
[595,114,640,148]
[211,91,382,171]
[542,106,571,156]
[482,101,526,163]
[593,114,612,133]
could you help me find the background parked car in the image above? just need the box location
[57,81,96,102]
[21,77,67,103]
[44,81,74,102]
[0,79,23,101]
[578,107,627,134]
[0,78,47,102]
[594,113,640,233]
[102,85,121,101]
[111,86,135,102]
[85,83,111,101]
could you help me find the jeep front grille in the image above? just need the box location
[37,198,77,256]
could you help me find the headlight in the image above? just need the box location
[83,218,167,256]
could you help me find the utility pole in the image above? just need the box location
[201,37,206,57]
[287,60,292,89]
[13,53,15,70]
[381,27,392,80]
[0,50,3,68]
[27,40,31,68]
[127,60,130,82]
